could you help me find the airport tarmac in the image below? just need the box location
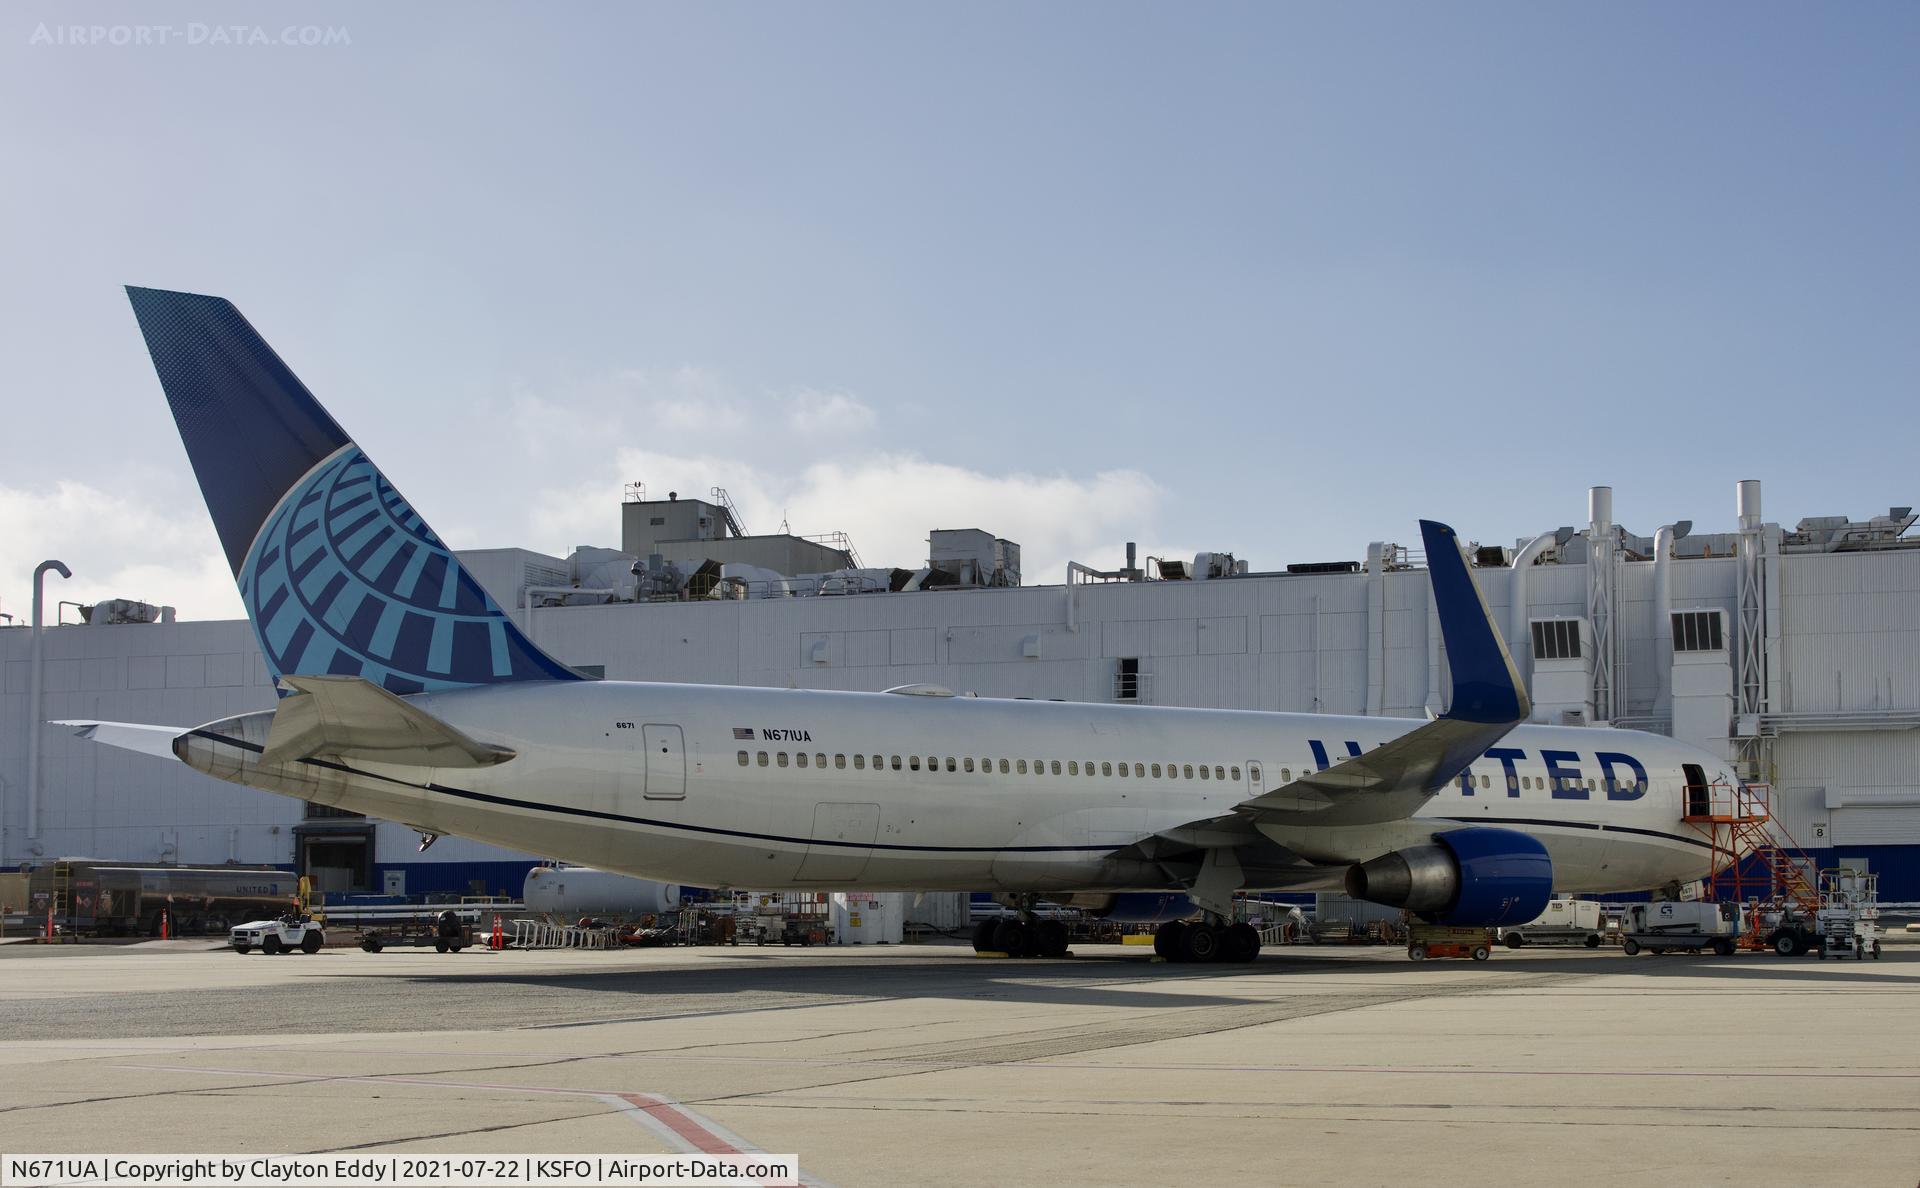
[2,940,1918,1187]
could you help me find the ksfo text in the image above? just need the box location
[3,1154,801,1187]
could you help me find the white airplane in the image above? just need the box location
[68,287,1739,964]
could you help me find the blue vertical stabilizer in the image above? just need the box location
[126,286,581,693]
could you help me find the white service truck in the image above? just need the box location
[1619,901,1743,957]
[1501,898,1607,948]
[229,914,325,954]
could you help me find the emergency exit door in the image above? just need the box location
[643,724,686,799]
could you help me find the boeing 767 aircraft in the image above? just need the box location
[67,287,1738,963]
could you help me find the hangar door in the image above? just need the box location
[642,724,685,800]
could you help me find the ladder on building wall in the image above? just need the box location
[1683,781,1822,948]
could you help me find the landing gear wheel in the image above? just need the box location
[1470,946,1491,962]
[1223,922,1261,963]
[1773,932,1800,957]
[972,919,1001,953]
[1154,921,1188,960]
[1180,923,1223,963]
[1504,933,1525,949]
[1035,920,1069,958]
[1622,938,1641,956]
[261,936,282,956]
[992,918,1032,958]
[1408,943,1428,961]
[233,945,252,955]
[300,932,322,954]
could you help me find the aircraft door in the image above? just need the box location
[795,802,880,881]
[1246,761,1265,798]
[1683,762,1709,818]
[643,724,686,800]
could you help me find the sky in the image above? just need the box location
[1,3,1916,622]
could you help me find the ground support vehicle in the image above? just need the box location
[357,910,474,953]
[1816,868,1883,960]
[230,914,325,954]
[1620,901,1743,956]
[1500,898,1607,949]
[1407,923,1494,962]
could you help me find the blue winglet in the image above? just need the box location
[1420,520,1530,725]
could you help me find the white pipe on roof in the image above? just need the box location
[1653,524,1676,716]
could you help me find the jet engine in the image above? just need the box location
[1343,827,1551,927]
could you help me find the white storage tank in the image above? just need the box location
[831,891,905,944]
[522,866,680,918]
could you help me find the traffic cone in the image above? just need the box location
[45,905,54,942]
[490,915,505,950]
[160,908,170,941]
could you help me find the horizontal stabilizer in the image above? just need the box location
[262,675,516,768]
[57,720,189,762]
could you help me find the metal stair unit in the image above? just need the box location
[1683,779,1821,949]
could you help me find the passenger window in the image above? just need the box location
[1084,760,1095,777]
[1130,763,1140,777]
[1051,760,1061,775]
[1231,766,1241,781]
[1152,763,1162,778]
[777,752,789,768]
[910,756,921,771]
[1017,760,1028,774]
[891,755,903,771]
[946,757,956,772]
[1120,762,1131,778]
[1068,761,1079,775]
[1522,776,1531,790]
[757,751,769,767]
[854,754,866,770]
[817,753,827,768]
[999,759,1010,774]
[1249,764,1260,781]
[1183,764,1194,779]
[737,751,749,766]
[964,757,975,772]
[1101,762,1112,776]
[1200,765,1211,780]
[797,753,809,769]
[835,754,846,769]
[1481,775,1490,789]
[1280,768,1291,782]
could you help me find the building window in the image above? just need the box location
[1116,657,1140,700]
[737,751,749,766]
[1672,610,1725,653]
[1530,619,1583,660]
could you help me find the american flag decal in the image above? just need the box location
[733,726,755,740]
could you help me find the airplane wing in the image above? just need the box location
[1236,519,1528,828]
[1149,520,1530,844]
[261,675,516,768]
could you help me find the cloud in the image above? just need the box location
[0,478,243,622]
[783,389,876,435]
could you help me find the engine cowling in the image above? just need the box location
[1343,827,1551,927]
[1055,893,1195,924]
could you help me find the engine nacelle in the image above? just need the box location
[1343,827,1551,927]
[1056,892,1195,924]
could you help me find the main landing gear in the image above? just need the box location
[1153,918,1261,964]
[970,914,1070,958]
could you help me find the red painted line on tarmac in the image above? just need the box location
[615,1093,741,1155]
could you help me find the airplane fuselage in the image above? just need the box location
[179,680,1731,898]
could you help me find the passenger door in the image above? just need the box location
[643,724,686,800]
